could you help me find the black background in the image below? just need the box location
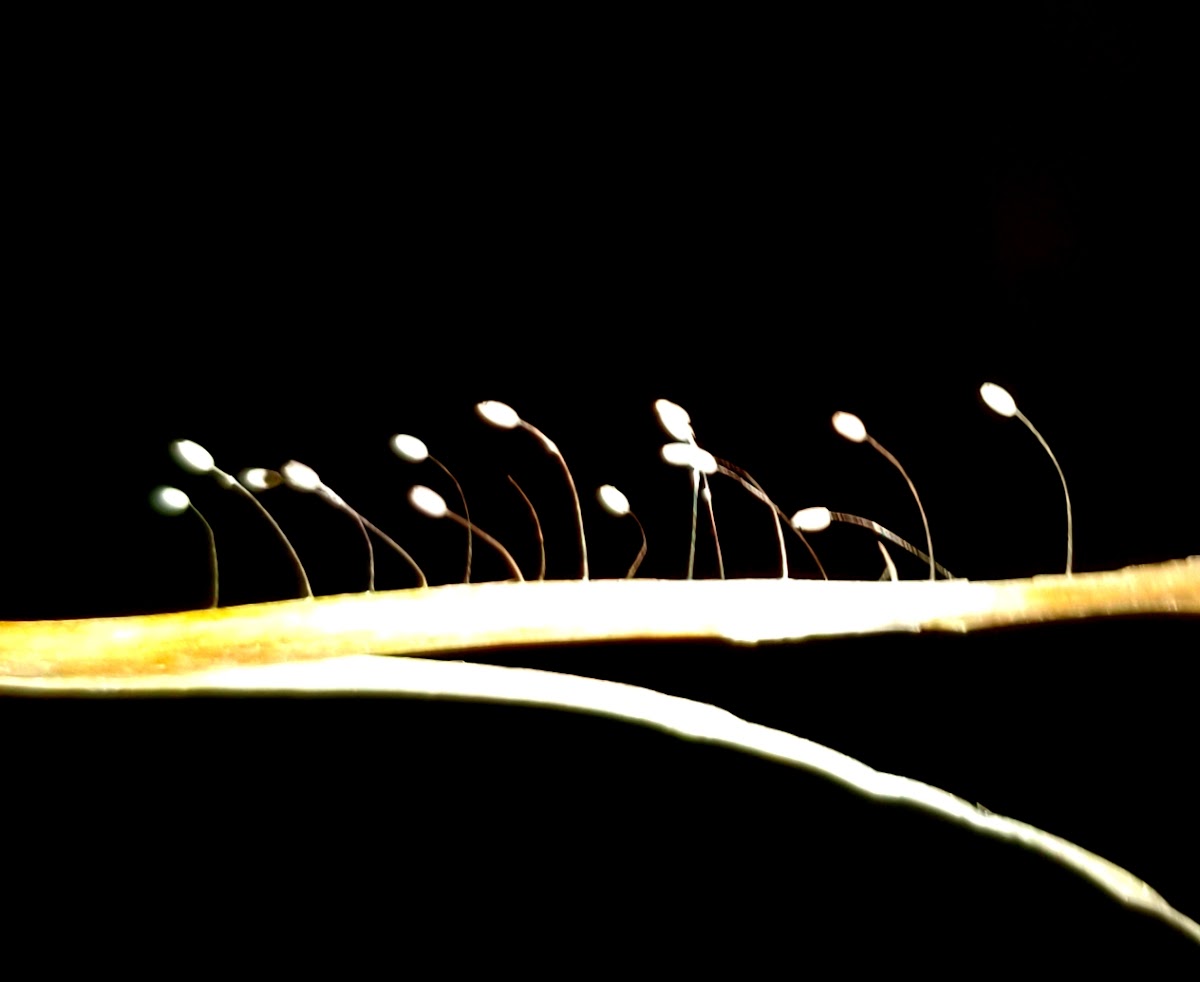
[3,7,1197,970]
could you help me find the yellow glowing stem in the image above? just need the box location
[2,558,1196,683]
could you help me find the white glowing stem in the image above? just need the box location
[5,647,1196,945]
